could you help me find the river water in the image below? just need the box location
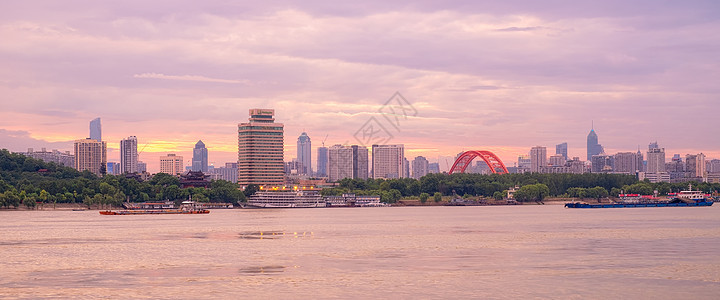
[1,205,719,299]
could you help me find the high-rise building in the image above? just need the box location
[106,162,120,175]
[327,144,368,182]
[556,142,568,160]
[352,145,369,180]
[685,153,706,178]
[428,162,440,174]
[192,140,208,173]
[591,154,614,173]
[296,132,312,175]
[646,142,666,173]
[614,152,643,174]
[403,157,410,178]
[549,155,566,167]
[74,138,107,176]
[530,146,547,173]
[372,144,405,179]
[316,147,328,177]
[119,136,138,174]
[137,161,147,173]
[90,118,101,142]
[709,159,720,173]
[586,126,603,161]
[209,162,239,183]
[159,154,184,175]
[238,109,284,187]
[412,156,429,179]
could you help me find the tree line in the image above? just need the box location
[0,149,245,209]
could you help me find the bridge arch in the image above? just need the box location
[449,151,509,174]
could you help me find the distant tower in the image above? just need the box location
[317,147,328,177]
[412,156,429,179]
[556,142,568,160]
[119,136,138,173]
[646,142,666,173]
[192,140,209,173]
[530,146,547,173]
[90,118,101,142]
[74,138,107,176]
[586,123,603,161]
[296,132,312,175]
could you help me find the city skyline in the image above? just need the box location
[2,2,719,173]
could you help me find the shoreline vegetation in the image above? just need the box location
[2,149,718,211]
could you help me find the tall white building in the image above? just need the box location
[119,136,138,174]
[372,144,405,179]
[530,146,547,173]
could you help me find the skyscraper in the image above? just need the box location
[646,142,666,173]
[74,138,107,176]
[238,109,284,187]
[412,156,429,179]
[372,144,405,179]
[316,146,328,177]
[403,157,410,178]
[685,153,706,178]
[614,152,643,174]
[530,146,547,173]
[119,136,138,174]
[192,140,208,172]
[556,142,568,160]
[159,154,184,175]
[327,144,368,182]
[90,118,101,142]
[296,132,312,175]
[586,126,603,161]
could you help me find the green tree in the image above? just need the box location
[433,192,442,203]
[493,191,504,200]
[4,190,20,208]
[243,184,259,198]
[23,196,36,209]
[419,192,429,204]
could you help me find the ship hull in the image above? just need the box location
[565,202,713,208]
[100,210,210,215]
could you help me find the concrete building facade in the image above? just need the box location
[74,138,107,176]
[238,109,284,187]
[159,154,184,175]
[372,144,405,179]
[119,136,138,174]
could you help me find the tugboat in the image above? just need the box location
[565,184,714,208]
[100,200,210,215]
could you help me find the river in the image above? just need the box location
[1,205,719,299]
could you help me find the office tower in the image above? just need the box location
[685,153,706,178]
[316,147,328,177]
[90,118,101,142]
[297,132,312,175]
[646,142,666,173]
[327,144,368,182]
[159,154,184,175]
[530,146,547,173]
[372,144,405,179]
[586,126,603,161]
[352,145,369,180]
[74,138,107,176]
[191,140,209,173]
[137,161,147,173]
[556,142,568,160]
[119,136,138,174]
[517,155,531,169]
[614,152,643,174]
[403,157,410,178]
[412,156,429,179]
[238,109,284,187]
[591,154,614,173]
[549,155,566,167]
[428,162,440,174]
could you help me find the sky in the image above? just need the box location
[1,1,719,173]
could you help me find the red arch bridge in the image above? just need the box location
[449,150,509,174]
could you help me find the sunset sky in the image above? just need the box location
[1,1,719,173]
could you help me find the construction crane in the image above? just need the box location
[321,134,329,147]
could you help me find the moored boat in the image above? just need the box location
[100,201,210,215]
[565,184,714,209]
